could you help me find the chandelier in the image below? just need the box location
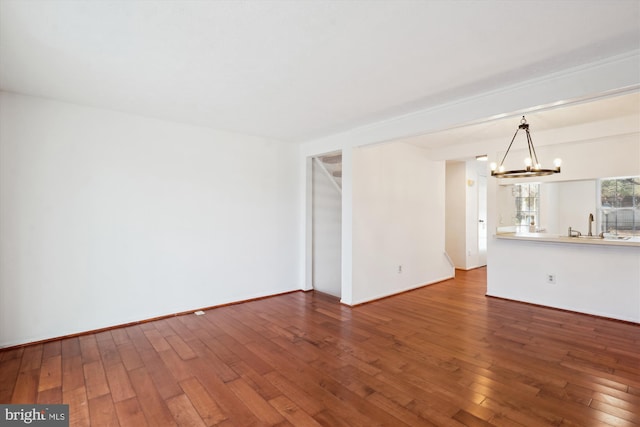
[490,116,561,178]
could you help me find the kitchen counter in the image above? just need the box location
[489,231,640,323]
[495,232,640,247]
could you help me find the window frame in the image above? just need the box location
[512,183,540,230]
[597,176,640,236]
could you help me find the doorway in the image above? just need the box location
[311,152,342,297]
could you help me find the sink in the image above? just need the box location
[576,235,604,240]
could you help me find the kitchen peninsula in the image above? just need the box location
[488,233,639,323]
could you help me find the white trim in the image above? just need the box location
[347,275,455,306]
[300,50,640,154]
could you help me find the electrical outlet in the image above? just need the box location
[546,274,556,284]
[398,265,402,274]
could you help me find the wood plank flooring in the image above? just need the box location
[1,267,639,426]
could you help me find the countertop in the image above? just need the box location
[495,232,640,247]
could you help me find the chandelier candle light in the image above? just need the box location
[490,116,561,178]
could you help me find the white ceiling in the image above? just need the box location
[1,0,639,143]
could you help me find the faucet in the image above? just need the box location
[588,213,594,236]
[568,226,581,237]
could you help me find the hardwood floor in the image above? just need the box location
[1,267,639,426]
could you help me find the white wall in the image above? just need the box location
[539,183,559,234]
[312,160,341,297]
[546,180,597,235]
[0,92,299,347]
[351,142,453,304]
[445,162,466,268]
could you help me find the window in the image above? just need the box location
[513,183,539,229]
[599,176,640,236]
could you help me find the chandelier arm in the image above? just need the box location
[525,130,534,166]
[526,130,541,166]
[498,128,521,167]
